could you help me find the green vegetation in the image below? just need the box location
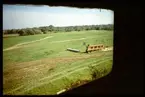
[3,30,113,95]
[3,24,113,36]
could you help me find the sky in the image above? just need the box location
[3,4,114,30]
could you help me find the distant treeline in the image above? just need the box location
[3,24,113,36]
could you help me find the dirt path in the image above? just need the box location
[50,38,88,43]
[3,37,95,52]
[3,36,53,51]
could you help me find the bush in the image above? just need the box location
[88,65,101,80]
[25,29,35,35]
[18,30,27,36]
[43,31,48,34]
[33,29,43,34]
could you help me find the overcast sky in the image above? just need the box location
[3,4,114,30]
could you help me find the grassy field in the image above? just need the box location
[3,30,113,95]
[3,34,49,49]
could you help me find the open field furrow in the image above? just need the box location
[4,52,104,71]
[4,53,111,94]
[39,55,108,81]
[17,58,111,94]
[4,85,24,94]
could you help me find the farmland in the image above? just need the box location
[3,30,113,95]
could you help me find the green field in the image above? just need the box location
[3,30,113,95]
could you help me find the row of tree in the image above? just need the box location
[3,24,113,36]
